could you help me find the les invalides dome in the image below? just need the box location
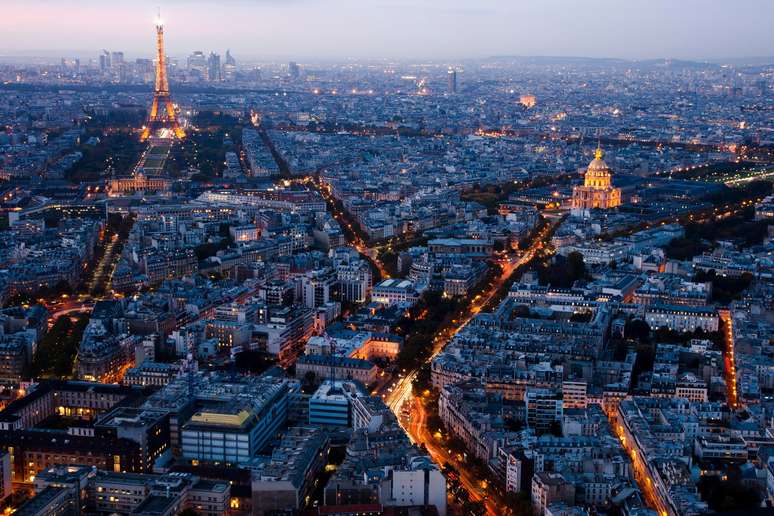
[571,145,622,215]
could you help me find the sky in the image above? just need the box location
[2,0,774,61]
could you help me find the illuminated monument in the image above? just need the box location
[141,12,185,141]
[571,145,622,216]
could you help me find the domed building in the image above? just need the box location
[571,145,622,216]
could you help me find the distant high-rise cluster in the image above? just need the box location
[186,50,228,82]
[186,50,207,79]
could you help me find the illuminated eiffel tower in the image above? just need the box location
[141,11,184,141]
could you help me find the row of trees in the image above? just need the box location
[694,269,754,305]
[394,290,464,371]
[664,206,771,261]
[460,173,575,215]
[66,130,145,182]
[28,314,89,379]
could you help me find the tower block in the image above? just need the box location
[141,13,184,141]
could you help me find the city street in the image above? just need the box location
[308,166,557,513]
[719,309,739,409]
[613,418,669,516]
[383,221,558,515]
[408,396,503,515]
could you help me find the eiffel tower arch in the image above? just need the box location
[141,13,185,141]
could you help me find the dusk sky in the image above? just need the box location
[2,0,774,61]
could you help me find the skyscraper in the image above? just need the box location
[110,51,124,69]
[223,50,237,82]
[99,50,110,72]
[289,61,300,80]
[208,52,221,82]
[447,68,457,94]
[187,51,207,81]
[225,49,236,67]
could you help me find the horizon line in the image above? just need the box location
[1,51,773,66]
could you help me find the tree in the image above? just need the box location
[664,237,710,261]
[510,304,531,319]
[194,238,231,261]
[566,252,586,281]
[698,475,760,512]
[30,314,89,379]
[189,173,211,183]
[504,418,524,432]
[302,371,318,394]
[218,222,234,240]
[631,348,656,386]
[536,251,588,288]
[107,212,123,232]
[504,491,532,516]
[464,500,486,516]
[625,319,651,343]
[234,350,276,374]
[65,131,144,183]
[693,269,753,304]
[569,310,593,323]
[412,363,432,397]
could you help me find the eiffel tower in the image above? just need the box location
[141,12,184,141]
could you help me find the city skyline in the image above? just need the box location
[2,2,774,515]
[2,0,774,61]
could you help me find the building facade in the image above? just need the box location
[571,147,622,216]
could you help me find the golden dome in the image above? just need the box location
[583,145,613,188]
[587,145,610,173]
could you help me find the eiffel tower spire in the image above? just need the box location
[141,11,184,141]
